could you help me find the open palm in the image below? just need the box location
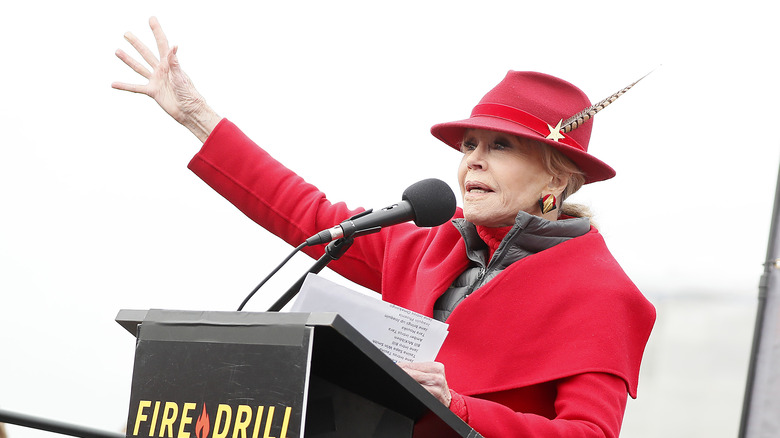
[112,17,219,142]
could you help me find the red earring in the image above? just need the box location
[538,194,557,214]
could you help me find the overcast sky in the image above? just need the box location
[2,1,779,436]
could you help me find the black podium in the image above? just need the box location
[116,309,481,438]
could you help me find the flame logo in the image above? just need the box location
[195,403,210,438]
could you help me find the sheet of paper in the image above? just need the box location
[289,274,449,363]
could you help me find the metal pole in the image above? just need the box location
[0,408,124,438]
[739,159,780,437]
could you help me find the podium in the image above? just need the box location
[117,309,482,438]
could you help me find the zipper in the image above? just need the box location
[464,267,488,299]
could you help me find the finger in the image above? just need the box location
[167,46,180,71]
[400,368,442,386]
[111,81,149,95]
[115,49,152,79]
[418,372,447,388]
[398,362,445,373]
[124,31,159,68]
[148,16,171,59]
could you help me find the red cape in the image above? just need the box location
[378,214,655,399]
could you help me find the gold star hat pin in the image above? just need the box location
[545,71,653,142]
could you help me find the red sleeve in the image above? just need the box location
[455,373,628,438]
[186,118,387,292]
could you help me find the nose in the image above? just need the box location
[465,142,488,170]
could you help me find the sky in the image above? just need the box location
[1,1,779,437]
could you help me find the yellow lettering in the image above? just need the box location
[252,407,265,438]
[232,405,252,438]
[149,401,161,436]
[178,402,196,438]
[262,406,276,438]
[213,404,233,438]
[279,407,292,438]
[160,402,179,438]
[133,400,152,436]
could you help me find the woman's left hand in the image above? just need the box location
[397,361,452,407]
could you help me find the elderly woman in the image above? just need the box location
[113,17,654,438]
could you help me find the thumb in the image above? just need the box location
[167,46,180,69]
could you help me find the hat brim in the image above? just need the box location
[431,116,616,184]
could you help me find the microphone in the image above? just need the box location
[305,178,456,246]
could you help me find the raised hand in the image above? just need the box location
[112,17,221,143]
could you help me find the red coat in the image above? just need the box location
[188,119,656,437]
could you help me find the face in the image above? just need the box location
[457,129,565,227]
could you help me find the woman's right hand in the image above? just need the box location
[112,17,221,143]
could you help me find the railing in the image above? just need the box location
[0,409,123,438]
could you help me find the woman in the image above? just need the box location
[113,17,655,438]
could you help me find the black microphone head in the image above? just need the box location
[402,178,457,227]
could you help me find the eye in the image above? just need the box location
[492,141,510,150]
[460,140,477,153]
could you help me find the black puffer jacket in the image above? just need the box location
[433,211,590,322]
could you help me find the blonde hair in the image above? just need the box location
[535,141,597,228]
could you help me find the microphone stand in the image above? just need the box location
[267,236,355,311]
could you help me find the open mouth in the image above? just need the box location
[465,181,493,194]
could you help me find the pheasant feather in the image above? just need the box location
[560,71,652,133]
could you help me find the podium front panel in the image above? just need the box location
[125,319,313,438]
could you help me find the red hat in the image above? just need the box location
[430,71,616,184]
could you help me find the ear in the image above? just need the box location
[547,173,570,198]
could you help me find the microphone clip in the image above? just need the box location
[305,209,380,246]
